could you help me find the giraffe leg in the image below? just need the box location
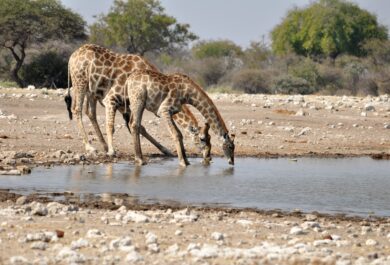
[86,98,108,152]
[72,86,95,153]
[139,126,174,157]
[130,106,147,166]
[103,96,117,157]
[158,101,189,167]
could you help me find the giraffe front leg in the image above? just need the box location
[103,97,117,157]
[86,98,108,152]
[160,107,190,167]
[73,88,95,153]
[130,106,147,166]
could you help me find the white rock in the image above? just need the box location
[31,242,48,250]
[122,211,149,223]
[56,247,85,263]
[145,232,158,244]
[16,196,27,205]
[109,236,132,250]
[313,239,331,247]
[384,124,390,129]
[236,219,253,226]
[175,230,183,236]
[30,202,48,216]
[125,250,143,262]
[27,85,35,90]
[147,243,160,253]
[297,127,311,136]
[86,229,103,238]
[290,227,305,235]
[190,244,219,258]
[295,109,307,116]
[361,111,367,117]
[366,239,378,246]
[364,103,376,111]
[10,256,29,265]
[71,238,89,250]
[166,243,180,255]
[211,232,224,241]
[172,209,198,222]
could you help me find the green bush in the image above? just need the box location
[289,59,320,87]
[272,75,316,95]
[20,51,68,88]
[231,69,269,94]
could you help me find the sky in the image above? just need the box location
[61,0,390,48]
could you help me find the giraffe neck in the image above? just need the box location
[186,82,228,138]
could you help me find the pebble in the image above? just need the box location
[290,227,305,235]
[125,250,143,262]
[15,196,27,205]
[86,229,103,238]
[71,238,89,250]
[366,239,378,246]
[297,127,311,136]
[56,247,86,263]
[31,241,48,250]
[122,211,149,223]
[211,232,224,241]
[109,236,132,250]
[145,232,158,244]
[30,202,48,216]
[10,256,29,265]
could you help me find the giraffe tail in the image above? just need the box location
[65,61,73,120]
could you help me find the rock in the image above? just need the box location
[361,111,367,117]
[9,256,29,265]
[175,230,183,236]
[189,244,219,258]
[295,109,307,116]
[145,232,158,244]
[30,202,48,216]
[0,170,21,176]
[297,127,311,136]
[109,236,132,250]
[236,219,253,226]
[172,209,199,222]
[366,239,378,246]
[147,243,160,253]
[290,227,305,235]
[384,124,390,129]
[125,250,143,262]
[122,211,149,223]
[55,230,64,238]
[15,196,27,205]
[56,247,86,263]
[211,232,224,241]
[86,229,103,238]
[27,85,35,90]
[304,214,318,221]
[31,242,48,250]
[364,103,376,112]
[166,243,180,255]
[71,238,89,250]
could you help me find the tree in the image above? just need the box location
[271,0,388,59]
[0,0,86,87]
[192,40,243,59]
[90,0,197,55]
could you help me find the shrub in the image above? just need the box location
[21,51,68,88]
[207,85,242,94]
[272,75,316,95]
[289,59,320,87]
[231,69,269,94]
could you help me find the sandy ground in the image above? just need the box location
[1,88,390,264]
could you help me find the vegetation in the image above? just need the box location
[89,0,197,55]
[0,0,86,87]
[0,0,389,97]
[271,0,387,58]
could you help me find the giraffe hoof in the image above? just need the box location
[180,160,190,167]
[107,150,116,157]
[135,158,147,166]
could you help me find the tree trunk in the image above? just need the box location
[7,45,26,88]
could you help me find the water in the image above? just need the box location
[1,157,390,216]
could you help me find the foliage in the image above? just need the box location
[20,51,68,88]
[0,0,86,87]
[243,40,271,68]
[272,75,317,95]
[363,39,390,66]
[207,85,242,94]
[289,59,320,86]
[89,0,197,55]
[192,40,243,59]
[194,57,230,86]
[231,69,269,94]
[271,0,388,58]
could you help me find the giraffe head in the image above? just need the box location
[199,123,212,164]
[222,133,235,165]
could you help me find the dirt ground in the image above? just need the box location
[1,88,390,264]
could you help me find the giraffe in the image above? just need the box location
[124,69,235,167]
[66,44,207,157]
[103,78,212,161]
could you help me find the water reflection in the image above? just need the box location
[1,157,390,216]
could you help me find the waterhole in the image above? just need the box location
[1,157,389,216]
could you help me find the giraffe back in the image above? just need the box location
[69,44,157,100]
